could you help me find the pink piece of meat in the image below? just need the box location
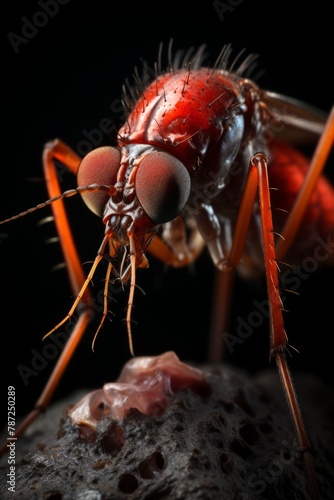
[69,351,210,430]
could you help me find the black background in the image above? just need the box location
[1,1,333,424]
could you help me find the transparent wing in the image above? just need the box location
[261,90,328,144]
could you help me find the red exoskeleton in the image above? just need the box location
[1,43,333,499]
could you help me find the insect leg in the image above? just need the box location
[0,140,95,457]
[276,106,334,259]
[207,269,234,363]
[255,153,320,500]
[42,139,92,299]
[207,164,261,363]
[147,215,206,267]
[209,153,320,498]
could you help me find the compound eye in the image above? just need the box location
[77,146,121,216]
[135,151,191,224]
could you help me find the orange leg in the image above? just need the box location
[256,154,320,499]
[209,106,334,366]
[219,153,320,499]
[42,139,91,299]
[207,269,234,363]
[206,162,260,363]
[0,139,98,457]
[147,215,206,267]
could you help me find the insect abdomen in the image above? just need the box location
[269,139,334,265]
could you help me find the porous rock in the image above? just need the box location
[0,363,333,500]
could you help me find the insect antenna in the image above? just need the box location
[0,184,115,226]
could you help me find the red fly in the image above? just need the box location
[1,41,333,499]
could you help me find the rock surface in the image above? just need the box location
[0,361,333,500]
